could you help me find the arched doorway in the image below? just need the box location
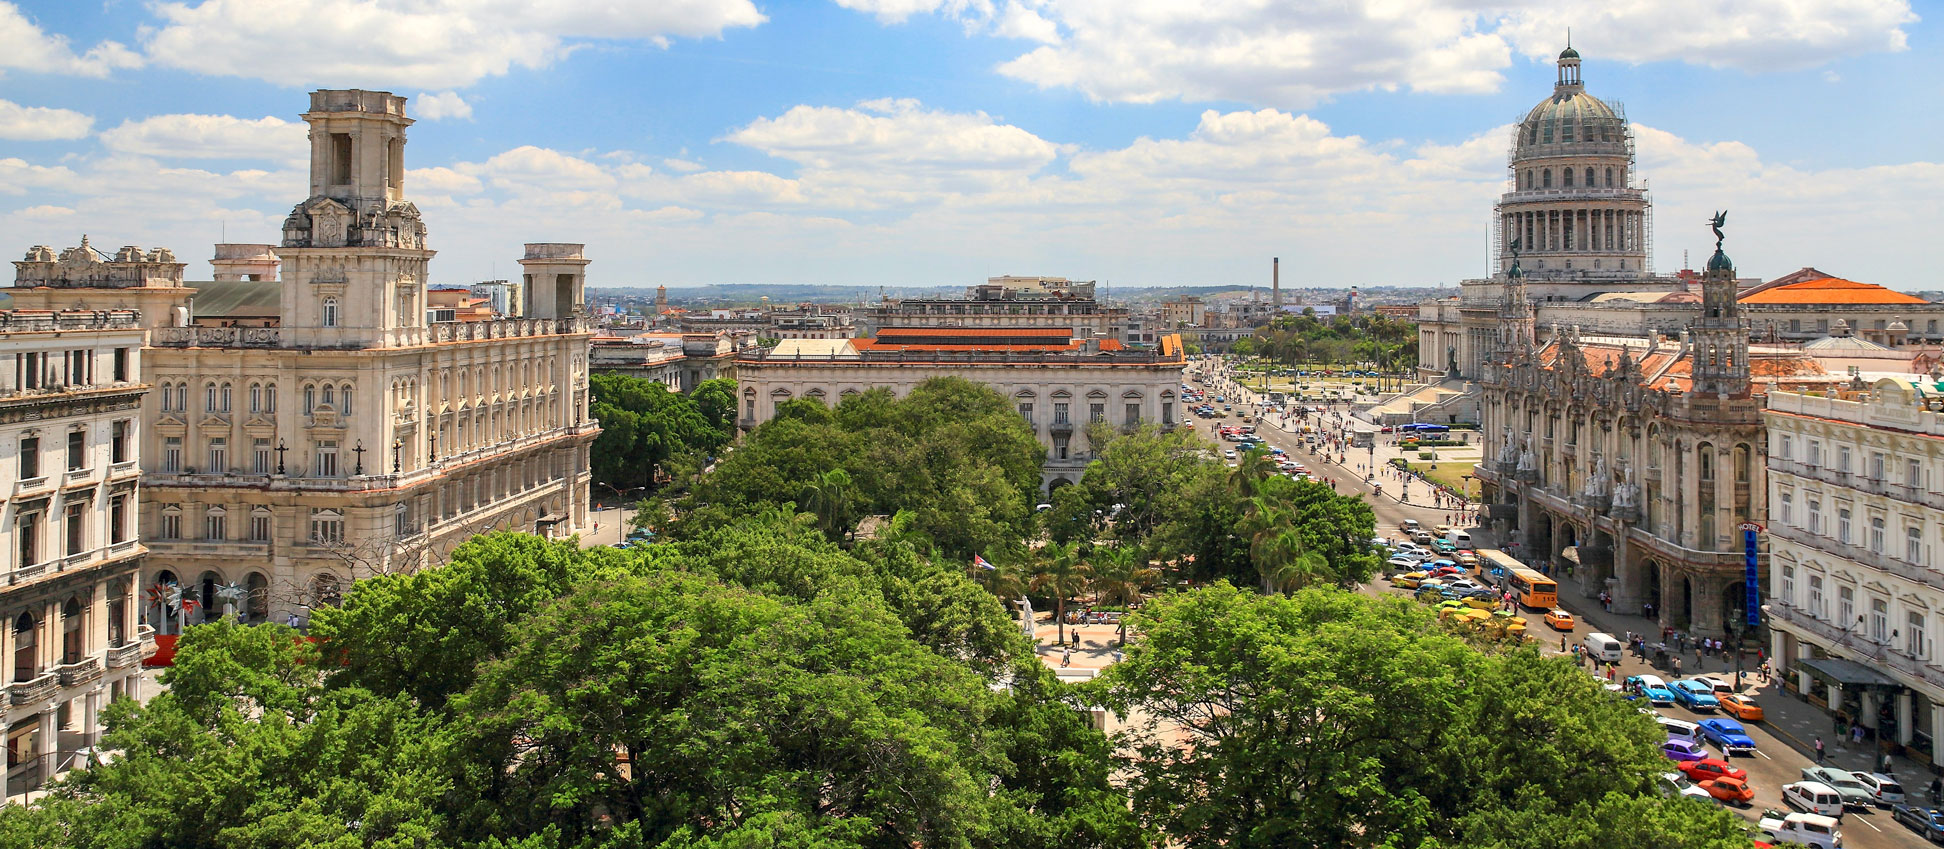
[244,572,270,624]
[1644,559,1664,623]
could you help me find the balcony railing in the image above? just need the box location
[106,640,148,669]
[55,657,100,688]
[1772,602,1944,693]
[1772,459,1941,511]
[151,326,281,348]
[1771,523,1944,594]
[8,672,58,706]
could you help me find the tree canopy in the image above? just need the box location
[587,373,733,494]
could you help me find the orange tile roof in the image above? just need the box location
[1739,277,1928,305]
[1097,338,1126,351]
[875,327,1073,338]
[852,338,1080,353]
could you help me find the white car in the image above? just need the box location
[1686,675,1735,696]
[1660,772,1713,802]
[1852,771,1904,806]
[1224,450,1237,459]
[1385,556,1422,570]
[1443,579,1484,594]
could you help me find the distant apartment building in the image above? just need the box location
[0,305,154,795]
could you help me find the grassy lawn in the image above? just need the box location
[1399,460,1479,495]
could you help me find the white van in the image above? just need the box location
[1447,529,1472,546]
[1583,632,1624,663]
[1657,717,1701,745]
[1782,781,1847,819]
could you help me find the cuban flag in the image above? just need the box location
[974,554,996,571]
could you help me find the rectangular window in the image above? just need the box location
[1054,435,1069,460]
[250,512,272,542]
[330,133,353,183]
[1017,402,1033,424]
[1089,403,1104,424]
[744,398,754,420]
[1808,440,1822,467]
[1054,402,1070,425]
[1871,598,1888,643]
[1125,403,1140,426]
[67,430,85,470]
[1838,508,1853,544]
[1162,402,1175,425]
[109,496,127,544]
[1808,576,1824,618]
[1912,459,1925,490]
[163,436,182,473]
[207,438,227,474]
[160,509,180,540]
[108,596,126,647]
[1911,612,1928,659]
[1781,565,1795,608]
[1778,493,1793,526]
[1789,319,1801,333]
[112,347,128,382]
[254,438,272,474]
[315,440,339,477]
[111,420,129,464]
[309,511,344,544]
[17,512,38,567]
[65,501,85,556]
[1778,434,1791,461]
[1838,446,1852,474]
[1911,526,1926,565]
[1871,452,1885,481]
[1870,517,1886,554]
[1838,586,1854,628]
[1807,499,1822,534]
[204,510,226,541]
[19,436,39,479]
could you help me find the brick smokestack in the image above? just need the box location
[1272,257,1281,309]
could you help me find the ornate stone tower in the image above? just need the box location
[1494,47,1651,285]
[278,90,431,345]
[1497,240,1536,355]
[1690,213,1751,397]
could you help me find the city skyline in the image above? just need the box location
[0,0,1934,289]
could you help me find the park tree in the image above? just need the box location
[587,373,730,494]
[1098,584,1713,849]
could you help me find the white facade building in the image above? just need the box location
[1765,377,1944,756]
[0,308,154,796]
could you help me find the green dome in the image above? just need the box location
[1515,89,1625,156]
[1707,248,1734,273]
[1559,46,1580,60]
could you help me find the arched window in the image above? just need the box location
[1584,167,1594,187]
[304,384,316,413]
[338,385,352,417]
[1698,444,1714,480]
[220,382,232,412]
[1735,444,1752,483]
[265,383,277,412]
[62,598,84,663]
[322,385,335,408]
[1563,168,1574,188]
[245,572,270,624]
[205,382,218,412]
[14,612,38,681]
[1605,167,1614,188]
[1542,169,1552,188]
[322,297,339,328]
[249,383,262,413]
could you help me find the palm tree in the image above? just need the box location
[1240,496,1329,594]
[978,557,1028,604]
[1029,541,1092,644]
[1228,448,1277,500]
[1087,543,1158,645]
[796,468,856,542]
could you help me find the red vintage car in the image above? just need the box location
[1699,776,1754,805]
[1678,758,1748,784]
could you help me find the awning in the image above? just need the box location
[1799,656,1900,688]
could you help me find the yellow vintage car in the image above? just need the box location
[1459,595,1496,611]
[1392,571,1428,589]
[1454,551,1479,568]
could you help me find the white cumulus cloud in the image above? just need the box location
[857,0,1917,108]
[0,98,93,140]
[414,91,473,121]
[0,2,142,78]
[140,0,767,89]
[99,114,308,165]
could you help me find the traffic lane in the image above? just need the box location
[1364,580,1931,849]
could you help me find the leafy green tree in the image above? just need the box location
[588,372,730,493]
[1086,543,1156,644]
[797,467,859,542]
[1075,425,1217,543]
[1099,584,1689,849]
[690,377,738,434]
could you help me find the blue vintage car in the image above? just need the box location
[1625,675,1677,706]
[1671,680,1721,712]
[1697,718,1757,754]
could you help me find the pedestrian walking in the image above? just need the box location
[1815,736,1826,763]
[1854,724,1866,746]
[1060,648,1071,668]
[1882,753,1894,774]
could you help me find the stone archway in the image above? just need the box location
[1577,526,1615,600]
[1642,558,1664,624]
[1522,510,1552,571]
[1550,519,1580,579]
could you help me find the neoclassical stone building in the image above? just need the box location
[0,307,154,794]
[735,329,1186,490]
[10,90,597,631]
[1476,230,1828,639]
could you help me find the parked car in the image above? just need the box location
[1696,718,1756,753]
[1659,772,1714,802]
[1660,739,1708,762]
[1761,810,1843,849]
[1782,781,1849,818]
[1625,674,1677,706]
[1716,693,1764,722]
[1387,559,1425,575]
[1671,680,1721,712]
[1892,804,1944,843]
[1854,772,1906,807]
[1679,758,1748,784]
[1687,675,1735,696]
[1699,776,1754,806]
[1799,767,1875,809]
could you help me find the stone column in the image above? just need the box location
[83,691,101,747]
[1613,535,1648,614]
[1899,691,1915,745]
[37,706,58,781]
[1660,565,1682,630]
[1828,682,1842,715]
[1692,579,1725,638]
[1861,689,1880,731]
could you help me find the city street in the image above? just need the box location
[1184,361,1937,849]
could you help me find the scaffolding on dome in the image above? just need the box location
[1489,99,1647,278]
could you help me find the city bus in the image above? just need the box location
[1476,550,1558,609]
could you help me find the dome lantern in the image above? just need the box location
[1557,44,1582,90]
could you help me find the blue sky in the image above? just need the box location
[0,0,1935,290]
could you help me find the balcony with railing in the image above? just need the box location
[151,326,281,348]
[1771,523,1944,595]
[55,657,100,688]
[1772,601,1944,693]
[8,672,58,706]
[106,639,149,669]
